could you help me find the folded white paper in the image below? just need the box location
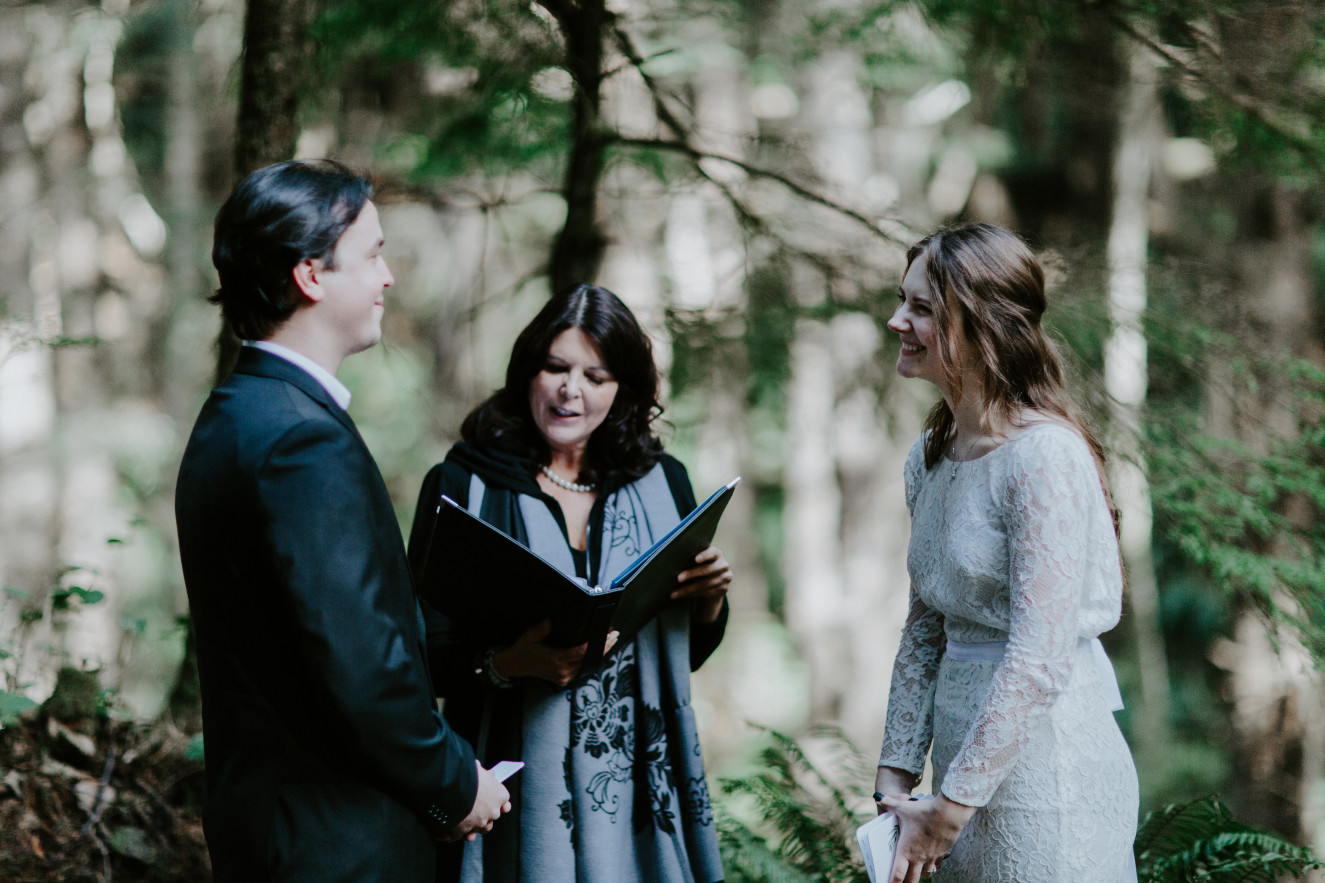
[490,760,524,783]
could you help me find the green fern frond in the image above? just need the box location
[719,726,875,882]
[1135,796,1238,856]
[1137,796,1323,883]
[717,806,818,883]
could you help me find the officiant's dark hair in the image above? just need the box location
[211,159,372,341]
[908,223,1119,539]
[462,283,664,488]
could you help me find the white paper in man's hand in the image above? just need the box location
[489,760,524,783]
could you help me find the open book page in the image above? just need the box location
[606,477,739,641]
[420,497,617,648]
[856,794,933,883]
[611,477,740,587]
[419,479,739,657]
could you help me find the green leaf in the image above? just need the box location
[108,826,158,865]
[0,690,38,726]
[1136,796,1323,881]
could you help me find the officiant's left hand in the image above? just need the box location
[672,546,732,623]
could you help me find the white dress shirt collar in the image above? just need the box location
[244,340,352,410]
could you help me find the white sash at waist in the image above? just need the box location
[944,636,1125,712]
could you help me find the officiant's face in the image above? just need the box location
[529,328,620,456]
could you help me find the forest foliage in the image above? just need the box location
[3,0,1325,873]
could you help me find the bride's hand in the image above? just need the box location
[879,794,975,883]
[874,766,916,809]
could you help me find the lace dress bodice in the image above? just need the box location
[879,423,1124,806]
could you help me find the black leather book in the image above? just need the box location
[416,478,739,669]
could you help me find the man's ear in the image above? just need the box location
[291,258,325,303]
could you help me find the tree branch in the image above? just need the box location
[611,25,691,140]
[610,135,911,246]
[611,24,909,248]
[1105,10,1323,171]
[532,0,576,28]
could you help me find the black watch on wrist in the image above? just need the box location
[474,645,514,689]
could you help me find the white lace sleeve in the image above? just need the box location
[878,587,944,773]
[938,429,1098,806]
[879,437,944,774]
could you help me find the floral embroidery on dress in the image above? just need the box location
[559,641,686,837]
[638,704,676,834]
[684,776,713,828]
[564,646,636,827]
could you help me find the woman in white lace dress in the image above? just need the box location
[873,224,1138,883]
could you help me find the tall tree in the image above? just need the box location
[1104,32,1172,775]
[234,0,314,175]
[215,0,316,382]
[538,0,610,291]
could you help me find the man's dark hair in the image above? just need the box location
[462,283,665,489]
[210,159,372,341]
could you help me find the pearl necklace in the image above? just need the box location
[540,464,595,493]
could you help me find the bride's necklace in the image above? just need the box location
[541,464,595,493]
[949,434,978,481]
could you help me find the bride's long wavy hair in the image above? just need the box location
[909,223,1120,538]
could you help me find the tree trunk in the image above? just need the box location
[783,317,851,723]
[1104,35,1171,772]
[214,0,316,383]
[542,0,608,292]
[233,0,314,177]
[1211,181,1323,844]
[161,0,205,731]
[1206,1,1323,845]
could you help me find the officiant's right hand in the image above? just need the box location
[493,619,619,687]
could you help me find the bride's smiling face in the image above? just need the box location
[889,253,947,389]
[528,328,620,456]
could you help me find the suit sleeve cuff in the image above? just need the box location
[420,736,479,834]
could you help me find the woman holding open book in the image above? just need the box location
[407,283,730,883]
[873,224,1138,883]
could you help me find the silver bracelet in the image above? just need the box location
[474,645,514,689]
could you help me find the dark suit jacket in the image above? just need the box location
[175,347,477,882]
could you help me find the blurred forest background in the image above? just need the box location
[2,0,1325,875]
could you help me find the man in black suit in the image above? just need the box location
[176,160,509,881]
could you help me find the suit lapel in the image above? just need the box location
[231,347,360,436]
[235,349,437,680]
